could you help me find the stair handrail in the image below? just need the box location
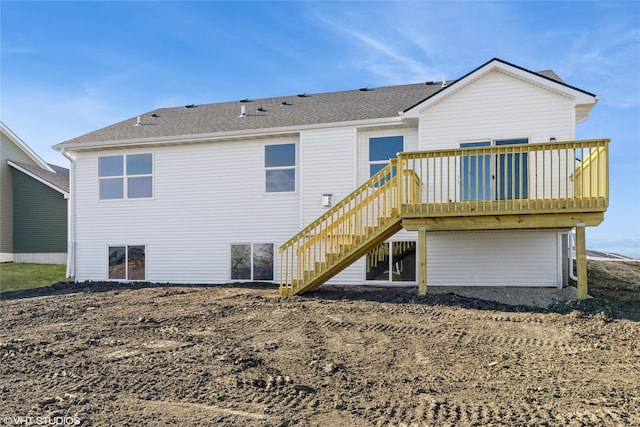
[279,160,399,252]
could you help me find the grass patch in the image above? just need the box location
[0,263,69,293]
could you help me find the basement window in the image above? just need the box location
[231,243,274,281]
[108,245,146,281]
[99,154,153,200]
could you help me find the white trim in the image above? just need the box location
[7,160,69,198]
[403,59,597,119]
[1,122,54,172]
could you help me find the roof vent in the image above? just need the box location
[441,76,446,88]
[257,107,267,112]
[239,99,251,103]
[281,101,291,106]
[297,93,309,98]
[239,105,247,117]
[185,104,196,108]
[425,81,436,85]
[150,113,159,118]
[135,116,141,126]
[359,87,371,91]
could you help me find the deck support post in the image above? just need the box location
[418,227,427,296]
[575,223,588,299]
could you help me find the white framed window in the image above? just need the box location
[369,136,403,177]
[99,153,153,200]
[108,245,146,280]
[230,243,274,281]
[265,144,295,192]
[366,241,416,282]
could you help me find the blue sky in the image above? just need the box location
[1,1,639,257]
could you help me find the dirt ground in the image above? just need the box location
[1,261,639,426]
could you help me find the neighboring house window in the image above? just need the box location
[460,138,529,201]
[369,136,403,177]
[108,245,146,280]
[265,144,295,192]
[231,243,274,281]
[366,241,416,282]
[99,154,153,200]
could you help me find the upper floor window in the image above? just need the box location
[265,144,295,192]
[369,136,403,176]
[99,154,153,200]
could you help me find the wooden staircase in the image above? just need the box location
[279,160,420,295]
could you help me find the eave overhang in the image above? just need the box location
[53,116,407,152]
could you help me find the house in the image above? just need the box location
[53,58,609,297]
[1,122,69,264]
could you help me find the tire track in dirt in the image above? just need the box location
[215,316,608,354]
[379,398,633,426]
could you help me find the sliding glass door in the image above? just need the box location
[460,139,529,201]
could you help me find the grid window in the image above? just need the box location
[99,154,153,199]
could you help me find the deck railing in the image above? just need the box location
[397,139,609,217]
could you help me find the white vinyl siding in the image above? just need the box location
[73,138,299,283]
[300,128,355,225]
[425,230,562,287]
[419,70,576,151]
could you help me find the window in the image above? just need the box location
[265,144,295,192]
[366,241,416,282]
[231,243,274,281]
[99,153,153,200]
[369,136,403,177]
[108,245,145,280]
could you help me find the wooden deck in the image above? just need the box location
[280,139,610,297]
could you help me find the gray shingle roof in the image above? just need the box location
[59,82,447,145]
[11,161,69,193]
[56,58,586,148]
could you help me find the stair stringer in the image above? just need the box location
[279,217,403,295]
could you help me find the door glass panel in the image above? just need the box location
[391,241,416,282]
[460,142,491,201]
[496,139,528,199]
[366,242,390,281]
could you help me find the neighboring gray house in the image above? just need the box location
[1,122,69,264]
